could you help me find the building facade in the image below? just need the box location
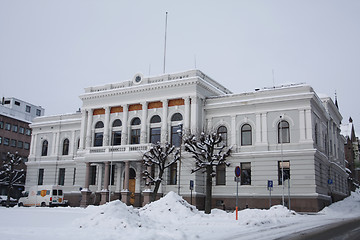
[0,97,45,198]
[25,70,349,211]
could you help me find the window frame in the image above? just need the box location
[217,126,228,146]
[216,164,226,185]
[240,162,251,185]
[278,161,290,185]
[41,140,48,156]
[62,138,70,155]
[278,120,290,144]
[241,124,252,146]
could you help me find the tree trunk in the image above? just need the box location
[205,165,213,214]
[151,169,164,202]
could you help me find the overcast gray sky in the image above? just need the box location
[1,0,359,132]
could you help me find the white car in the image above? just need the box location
[18,185,66,207]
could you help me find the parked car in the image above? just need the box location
[0,195,18,207]
[18,185,66,207]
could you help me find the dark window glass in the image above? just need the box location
[10,139,17,147]
[62,139,69,155]
[14,101,20,106]
[94,132,103,147]
[168,163,177,185]
[4,138,9,146]
[25,129,31,136]
[95,121,104,129]
[278,161,290,185]
[171,125,182,147]
[19,127,25,134]
[150,115,161,123]
[130,129,140,144]
[217,126,228,146]
[73,168,76,185]
[0,121,3,129]
[24,142,30,150]
[5,123,11,131]
[17,141,23,149]
[112,131,122,145]
[241,162,251,185]
[216,164,226,185]
[58,168,65,185]
[0,136,2,145]
[58,190,63,196]
[4,100,10,104]
[241,124,252,146]
[112,119,122,127]
[278,120,290,143]
[38,169,44,185]
[41,140,48,156]
[131,117,141,125]
[36,109,41,116]
[90,166,96,185]
[53,190,58,196]
[171,113,183,121]
[26,105,31,113]
[12,125,18,132]
[150,127,161,144]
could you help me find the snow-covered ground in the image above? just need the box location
[1,190,360,240]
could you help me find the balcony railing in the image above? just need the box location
[88,144,152,154]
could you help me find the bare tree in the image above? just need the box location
[0,152,25,207]
[143,142,180,202]
[184,132,231,214]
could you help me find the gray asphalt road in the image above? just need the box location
[277,217,360,240]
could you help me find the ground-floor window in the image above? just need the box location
[216,164,226,185]
[58,168,65,186]
[89,166,96,185]
[168,163,177,185]
[38,168,44,185]
[241,162,251,185]
[278,161,290,185]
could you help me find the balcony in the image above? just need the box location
[88,144,152,154]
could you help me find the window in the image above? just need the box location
[278,120,290,143]
[95,121,104,129]
[150,115,161,123]
[4,100,10,104]
[150,127,161,144]
[171,113,183,121]
[15,101,20,106]
[216,164,226,185]
[24,142,30,150]
[112,131,122,145]
[62,139,69,155]
[89,166,96,185]
[38,169,44,185]
[171,125,182,147]
[112,119,122,127]
[168,163,177,185]
[241,162,251,185]
[12,125,18,132]
[26,105,31,113]
[0,121,3,129]
[0,136,2,145]
[4,137,9,146]
[94,133,103,147]
[41,140,48,156]
[314,124,318,145]
[217,126,228,146]
[10,139,17,147]
[25,129,31,136]
[73,168,76,185]
[241,124,252,146]
[278,161,290,185]
[19,127,25,134]
[5,123,11,131]
[58,168,65,186]
[130,117,141,144]
[17,141,23,149]
[36,109,41,116]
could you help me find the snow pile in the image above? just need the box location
[139,191,201,224]
[74,200,142,230]
[320,188,360,217]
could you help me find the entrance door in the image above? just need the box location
[129,179,135,205]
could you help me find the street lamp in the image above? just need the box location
[177,124,183,195]
[280,115,284,207]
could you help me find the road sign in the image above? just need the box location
[267,180,273,190]
[328,179,333,185]
[235,166,241,177]
[190,180,194,190]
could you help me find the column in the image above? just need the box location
[79,109,87,150]
[305,109,312,141]
[100,162,110,204]
[207,118,212,133]
[256,113,262,144]
[52,132,57,155]
[70,130,76,155]
[121,161,131,205]
[190,96,198,135]
[115,163,122,192]
[161,100,168,143]
[231,115,236,146]
[261,113,268,144]
[103,107,110,146]
[184,97,191,135]
[121,105,128,145]
[80,162,92,207]
[140,102,148,143]
[30,134,37,156]
[86,109,93,148]
[299,109,306,141]
[84,162,90,190]
[97,164,103,192]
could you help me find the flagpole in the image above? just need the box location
[163,12,168,74]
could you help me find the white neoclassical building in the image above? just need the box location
[25,70,349,211]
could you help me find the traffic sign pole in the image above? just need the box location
[235,166,241,220]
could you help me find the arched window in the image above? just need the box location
[217,126,228,146]
[130,117,141,144]
[95,121,104,128]
[41,140,48,156]
[150,115,161,123]
[150,115,161,144]
[62,138,69,155]
[278,120,290,143]
[112,119,122,127]
[241,124,252,146]
[112,119,122,146]
[171,113,183,121]
[94,121,104,147]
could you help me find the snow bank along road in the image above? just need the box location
[0,190,359,240]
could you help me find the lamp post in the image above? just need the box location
[280,115,284,207]
[177,124,183,195]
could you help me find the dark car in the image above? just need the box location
[0,195,18,207]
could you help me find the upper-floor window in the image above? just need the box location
[130,117,141,144]
[111,119,122,146]
[5,123,11,131]
[171,113,183,122]
[25,129,31,136]
[150,115,161,123]
[36,109,41,116]
[241,124,252,146]
[94,121,104,147]
[112,119,122,127]
[41,140,48,156]
[217,126,228,146]
[26,105,31,113]
[19,127,25,134]
[95,121,104,129]
[278,120,290,143]
[62,139,69,155]
[12,125,18,133]
[150,115,161,144]
[171,113,183,147]
[0,121,3,129]
[314,123,319,145]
